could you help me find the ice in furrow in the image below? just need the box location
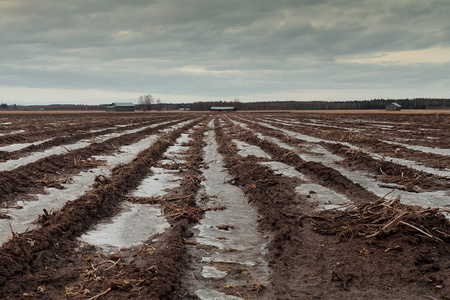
[0,133,161,246]
[80,202,169,254]
[0,120,194,246]
[231,132,350,211]
[80,125,195,253]
[0,138,52,152]
[246,118,450,177]
[0,120,175,172]
[232,117,449,214]
[382,140,450,156]
[0,129,25,136]
[186,122,269,299]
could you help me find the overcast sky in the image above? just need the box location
[1,0,449,104]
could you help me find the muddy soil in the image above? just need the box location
[0,111,448,299]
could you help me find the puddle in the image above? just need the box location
[185,124,269,299]
[0,119,196,246]
[0,133,162,246]
[382,140,450,156]
[233,117,450,216]
[195,289,242,300]
[0,121,173,172]
[260,161,307,180]
[0,138,52,152]
[132,167,182,197]
[0,129,25,136]
[296,183,351,211]
[202,266,227,279]
[234,140,271,159]
[79,202,169,254]
[76,125,197,254]
[132,131,194,197]
[249,118,449,177]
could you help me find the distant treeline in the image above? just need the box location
[189,98,450,111]
[0,98,449,111]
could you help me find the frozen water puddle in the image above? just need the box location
[186,128,269,299]
[232,134,350,211]
[0,120,194,246]
[0,120,174,172]
[382,140,450,156]
[234,140,271,159]
[244,118,450,177]
[231,118,449,214]
[79,202,169,254]
[133,132,193,197]
[160,132,192,165]
[79,128,194,253]
[0,138,52,152]
[264,134,449,216]
[0,129,25,136]
[0,133,162,246]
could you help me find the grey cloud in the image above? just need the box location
[1,0,449,103]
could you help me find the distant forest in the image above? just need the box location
[189,98,450,111]
[0,98,449,111]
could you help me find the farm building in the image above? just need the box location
[106,102,135,112]
[385,102,402,111]
[210,106,236,111]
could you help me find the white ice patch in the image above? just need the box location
[80,202,169,253]
[89,126,118,133]
[234,140,271,159]
[382,140,450,156]
[234,117,450,216]
[260,161,307,180]
[252,119,449,177]
[306,156,450,215]
[132,167,182,197]
[187,128,269,298]
[296,183,351,211]
[195,289,242,300]
[0,121,172,172]
[0,129,25,136]
[0,138,52,152]
[202,266,227,279]
[0,133,161,246]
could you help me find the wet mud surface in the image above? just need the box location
[0,111,449,299]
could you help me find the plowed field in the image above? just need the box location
[0,111,449,299]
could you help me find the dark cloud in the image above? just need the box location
[0,0,449,103]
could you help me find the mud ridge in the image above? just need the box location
[214,118,303,298]
[0,117,191,205]
[225,117,377,203]
[0,117,204,297]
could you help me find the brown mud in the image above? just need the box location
[231,115,449,191]
[0,117,189,205]
[216,116,450,299]
[0,117,204,298]
[0,112,448,299]
[253,114,450,170]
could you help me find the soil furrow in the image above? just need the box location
[254,115,450,170]
[0,117,205,297]
[0,117,192,205]
[226,116,378,203]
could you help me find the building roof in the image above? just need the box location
[210,106,235,110]
[112,102,135,107]
[390,102,402,108]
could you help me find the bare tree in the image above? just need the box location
[139,94,153,111]
[156,98,162,111]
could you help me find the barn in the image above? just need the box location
[106,102,135,112]
[385,102,402,111]
[210,106,236,111]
